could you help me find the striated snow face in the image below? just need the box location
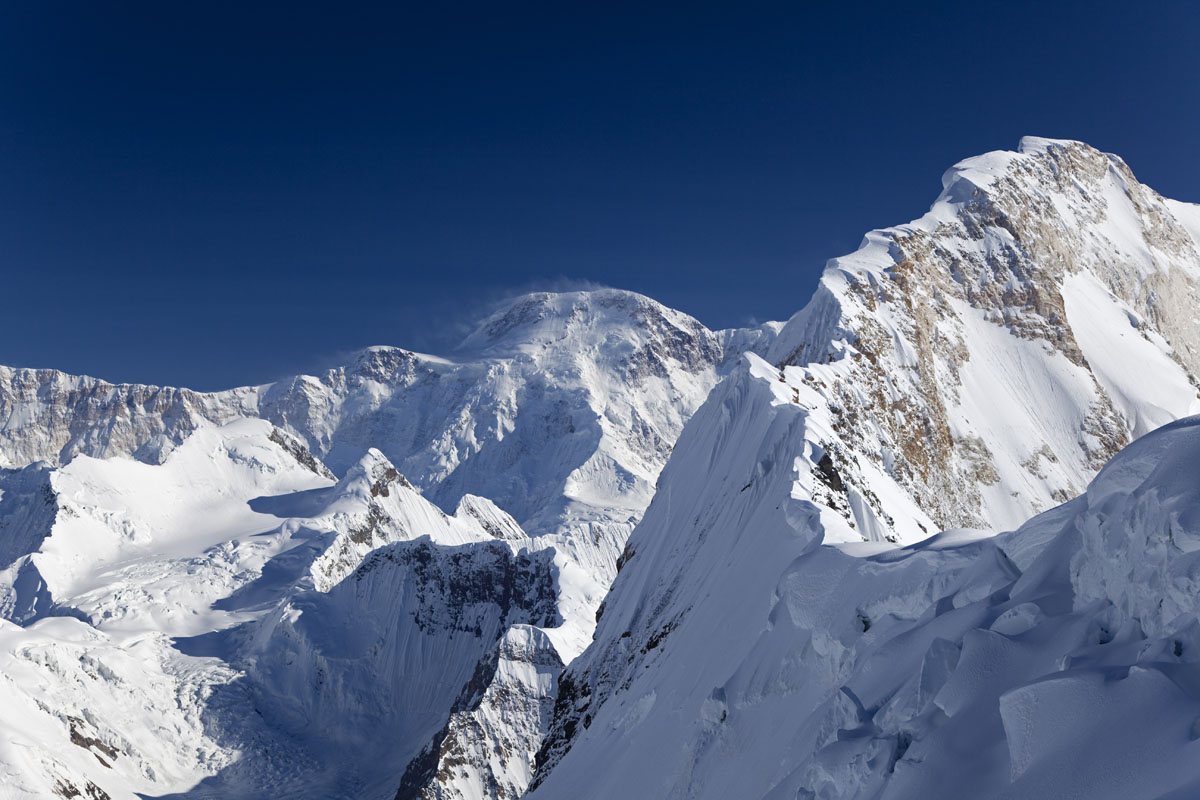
[0,365,261,469]
[529,377,1200,800]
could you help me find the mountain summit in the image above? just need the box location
[763,136,1200,539]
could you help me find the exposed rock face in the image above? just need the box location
[766,137,1200,537]
[0,365,258,469]
[395,625,563,800]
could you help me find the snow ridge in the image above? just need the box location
[531,413,1200,799]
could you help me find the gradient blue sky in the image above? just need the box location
[3,1,1198,389]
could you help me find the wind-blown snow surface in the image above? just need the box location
[529,383,1200,800]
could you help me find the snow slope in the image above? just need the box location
[529,377,1200,800]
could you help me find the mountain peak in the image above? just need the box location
[457,288,700,354]
[332,447,413,501]
[762,135,1200,543]
[935,137,1113,208]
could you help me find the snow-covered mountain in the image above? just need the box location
[0,292,773,798]
[760,136,1200,543]
[2,137,1200,800]
[529,138,1200,797]
[0,290,773,546]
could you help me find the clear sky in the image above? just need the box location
[2,1,1198,390]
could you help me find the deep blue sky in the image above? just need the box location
[2,2,1198,390]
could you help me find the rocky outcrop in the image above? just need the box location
[0,366,258,469]
[395,626,563,800]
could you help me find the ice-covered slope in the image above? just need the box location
[530,380,1200,800]
[531,138,1200,795]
